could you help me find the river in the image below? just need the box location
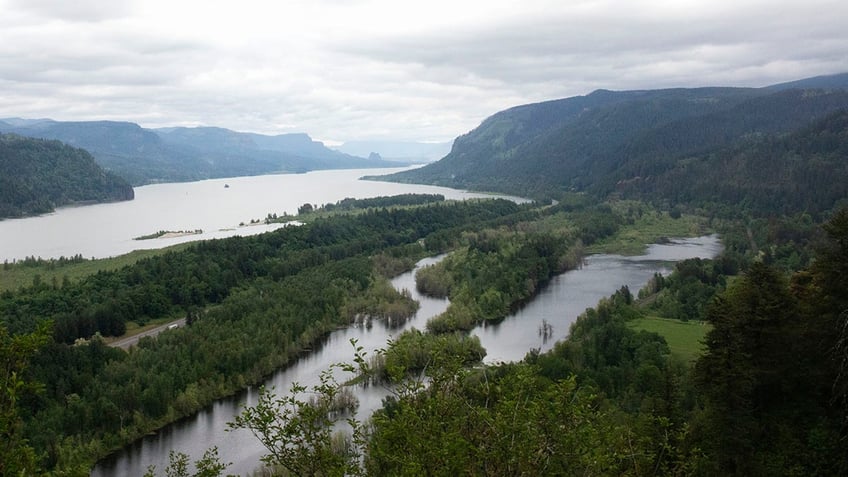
[91,255,450,477]
[92,235,722,476]
[473,235,723,363]
[0,167,521,262]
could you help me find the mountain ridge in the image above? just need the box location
[376,73,848,213]
[0,121,397,186]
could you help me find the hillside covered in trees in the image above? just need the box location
[0,134,134,219]
[618,109,848,216]
[379,73,848,214]
[0,120,395,185]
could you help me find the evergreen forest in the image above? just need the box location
[0,134,133,219]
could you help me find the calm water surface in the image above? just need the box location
[0,167,519,261]
[92,235,722,476]
[473,235,723,363]
[92,255,449,477]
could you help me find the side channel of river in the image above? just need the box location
[92,235,722,476]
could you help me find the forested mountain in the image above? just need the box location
[381,73,848,208]
[0,120,394,185]
[618,109,848,216]
[0,134,134,218]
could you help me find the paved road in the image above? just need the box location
[110,318,186,350]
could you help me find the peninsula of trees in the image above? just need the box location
[0,134,134,219]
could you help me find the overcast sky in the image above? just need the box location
[1,0,846,144]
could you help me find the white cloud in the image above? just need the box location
[0,0,846,142]
[8,0,134,22]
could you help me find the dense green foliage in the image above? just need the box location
[297,209,848,476]
[1,199,521,343]
[0,198,525,473]
[691,256,846,475]
[270,193,448,223]
[0,247,194,294]
[0,322,50,476]
[361,211,848,476]
[24,258,380,471]
[640,258,732,321]
[367,364,645,476]
[321,193,445,212]
[8,197,847,476]
[381,328,486,374]
[420,229,577,332]
[0,134,133,218]
[620,109,848,217]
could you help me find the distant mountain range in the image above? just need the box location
[377,72,848,215]
[0,120,398,186]
[4,71,847,219]
[0,133,134,219]
[335,140,452,163]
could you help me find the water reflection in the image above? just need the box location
[0,168,524,261]
[92,255,448,477]
[93,236,722,476]
[472,234,722,364]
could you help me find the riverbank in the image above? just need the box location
[93,234,723,475]
[87,316,348,473]
[0,167,514,262]
[134,229,203,240]
[91,256,441,476]
[5,198,721,475]
[0,244,194,293]
[587,204,710,255]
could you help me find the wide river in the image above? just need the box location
[0,167,520,262]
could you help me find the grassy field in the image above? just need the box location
[589,207,710,255]
[0,243,193,293]
[628,315,711,362]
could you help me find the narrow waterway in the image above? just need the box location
[93,235,722,476]
[474,235,723,363]
[92,255,449,477]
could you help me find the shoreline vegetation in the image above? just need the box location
[4,196,523,473]
[133,229,203,241]
[12,192,827,475]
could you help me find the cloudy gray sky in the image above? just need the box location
[1,0,846,143]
